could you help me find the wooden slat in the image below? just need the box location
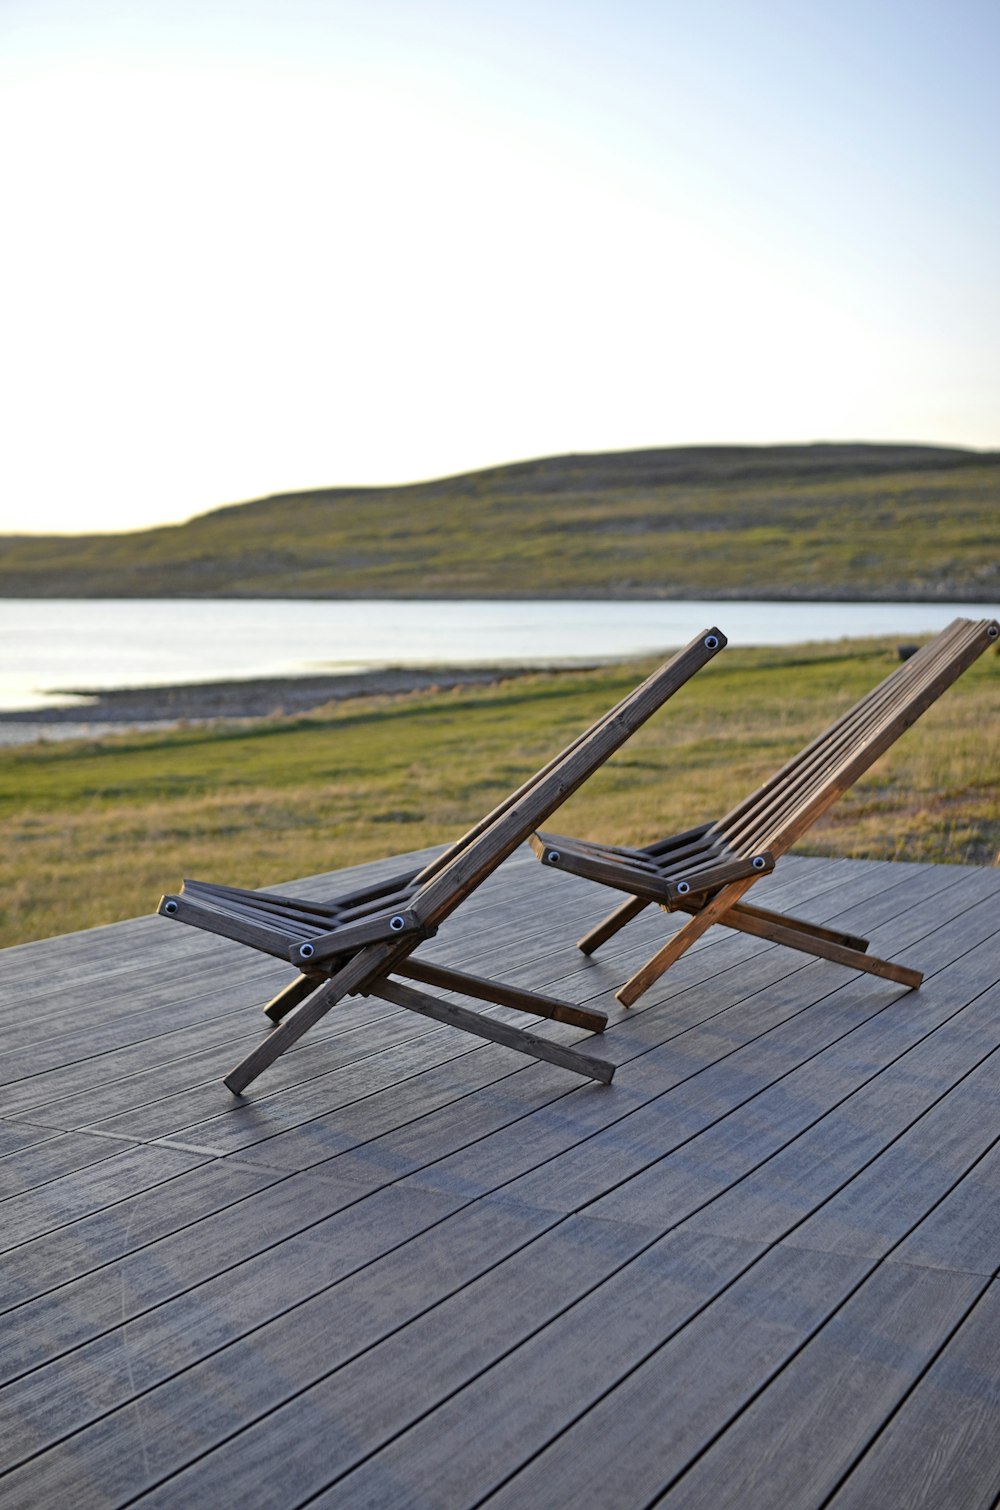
[727,901,870,953]
[529,830,670,872]
[367,987,1000,1509]
[368,979,615,1083]
[261,971,323,1024]
[288,908,427,966]
[0,1129,151,1199]
[723,619,996,858]
[827,1280,1000,1510]
[0,1143,211,1251]
[616,876,759,1005]
[0,1159,285,1313]
[409,629,728,931]
[530,836,684,902]
[577,892,651,954]
[719,620,979,843]
[0,855,998,1504]
[690,903,921,986]
[409,634,728,889]
[393,957,608,1033]
[157,892,300,958]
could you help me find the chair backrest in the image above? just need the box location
[718,617,998,860]
[410,627,728,929]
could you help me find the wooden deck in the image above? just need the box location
[2,847,1000,1508]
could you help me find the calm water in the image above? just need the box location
[2,598,997,711]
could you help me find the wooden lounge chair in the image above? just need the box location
[531,617,999,1007]
[158,627,727,1094]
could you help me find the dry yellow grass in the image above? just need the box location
[2,638,996,947]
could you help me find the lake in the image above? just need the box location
[2,598,998,711]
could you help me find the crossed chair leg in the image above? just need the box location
[263,957,607,1034]
[245,953,616,1095]
[580,877,923,1008]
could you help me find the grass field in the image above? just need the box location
[2,636,997,948]
[1,443,997,600]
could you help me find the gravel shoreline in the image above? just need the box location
[0,664,560,746]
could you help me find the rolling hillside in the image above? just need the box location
[2,443,997,599]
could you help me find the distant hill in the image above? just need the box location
[2,443,998,600]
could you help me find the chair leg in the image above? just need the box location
[673,893,924,990]
[394,958,608,1032]
[371,978,615,1083]
[707,907,922,988]
[225,942,399,1095]
[616,879,757,1007]
[725,902,870,953]
[262,972,324,1024]
[577,895,650,955]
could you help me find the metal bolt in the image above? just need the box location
[389,915,407,932]
[704,635,720,650]
[164,899,178,914]
[547,850,561,864]
[752,856,767,870]
[677,881,691,894]
[989,624,999,639]
[300,942,316,959]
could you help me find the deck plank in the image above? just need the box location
[42,857,946,1153]
[252,982,1000,1507]
[2,866,619,1133]
[481,1257,983,1510]
[0,1158,286,1315]
[0,850,997,1508]
[660,1132,1000,1508]
[827,1278,1000,1510]
[0,1142,212,1250]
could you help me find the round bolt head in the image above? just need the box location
[752,855,767,870]
[299,943,315,959]
[989,624,999,638]
[547,850,561,864]
[677,881,691,894]
[389,915,407,932]
[164,900,178,914]
[704,635,719,649]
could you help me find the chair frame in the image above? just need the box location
[159,628,728,1093]
[532,617,999,1006]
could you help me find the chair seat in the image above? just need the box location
[530,826,775,907]
[161,868,427,961]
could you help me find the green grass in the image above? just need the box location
[2,637,997,947]
[1,443,998,599]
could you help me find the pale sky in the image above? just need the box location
[1,0,997,534]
